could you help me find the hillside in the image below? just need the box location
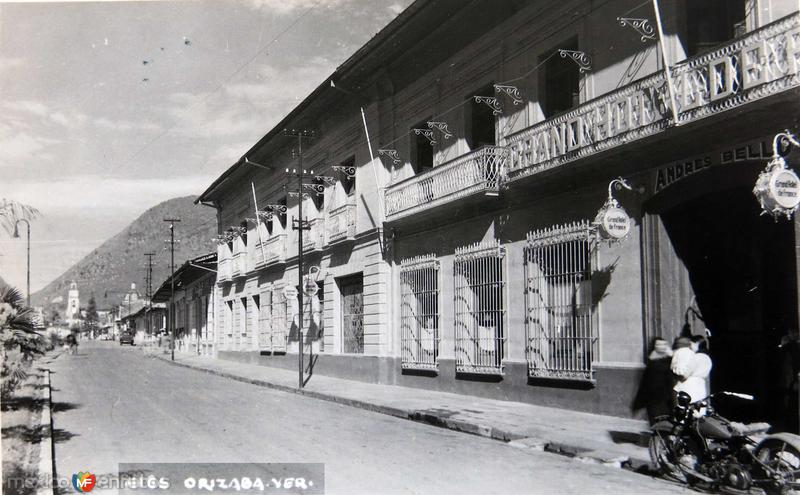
[32,196,216,312]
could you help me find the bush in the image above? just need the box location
[0,285,44,400]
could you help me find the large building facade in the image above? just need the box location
[197,0,800,423]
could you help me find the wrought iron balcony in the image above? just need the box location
[504,12,800,182]
[302,218,324,252]
[217,257,232,283]
[231,251,247,278]
[384,145,509,222]
[254,233,288,267]
[327,202,356,244]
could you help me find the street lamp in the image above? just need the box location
[13,219,31,307]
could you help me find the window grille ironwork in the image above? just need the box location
[270,288,288,353]
[258,289,272,351]
[400,255,440,370]
[340,275,364,354]
[454,240,506,374]
[524,221,599,381]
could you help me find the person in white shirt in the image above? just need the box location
[671,335,712,404]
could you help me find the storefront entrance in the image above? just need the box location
[650,168,798,430]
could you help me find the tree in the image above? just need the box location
[85,294,99,337]
[0,284,44,399]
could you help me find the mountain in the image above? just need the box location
[31,196,216,312]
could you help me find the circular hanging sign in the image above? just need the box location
[769,168,800,209]
[600,206,631,240]
[282,286,298,300]
[754,158,800,220]
[303,277,319,296]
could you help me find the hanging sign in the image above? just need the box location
[600,206,631,240]
[282,286,298,300]
[753,158,800,219]
[303,277,319,296]
[594,178,634,241]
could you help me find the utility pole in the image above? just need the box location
[164,219,181,361]
[285,128,315,389]
[144,252,155,337]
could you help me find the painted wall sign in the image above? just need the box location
[653,138,793,193]
[600,207,631,240]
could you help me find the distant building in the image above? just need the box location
[65,281,81,327]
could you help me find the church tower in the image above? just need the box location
[66,281,80,325]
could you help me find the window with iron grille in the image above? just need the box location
[454,240,506,374]
[400,255,440,370]
[270,288,288,353]
[524,221,598,381]
[339,274,364,354]
[258,289,272,351]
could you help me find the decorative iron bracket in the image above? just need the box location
[288,191,311,199]
[558,49,592,73]
[377,149,401,165]
[474,96,502,115]
[617,17,656,42]
[427,121,453,140]
[494,84,523,106]
[314,175,337,186]
[412,128,437,146]
[263,205,288,215]
[332,165,357,178]
[303,183,326,196]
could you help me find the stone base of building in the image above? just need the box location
[216,351,644,418]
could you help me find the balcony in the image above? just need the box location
[231,251,247,278]
[302,218,324,252]
[327,202,356,244]
[217,257,232,283]
[384,145,509,223]
[254,233,287,267]
[504,12,800,182]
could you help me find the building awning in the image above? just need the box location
[152,252,217,303]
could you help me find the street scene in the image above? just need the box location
[2,0,800,493]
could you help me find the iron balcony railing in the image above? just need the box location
[327,202,356,244]
[217,257,232,283]
[302,217,324,252]
[384,145,509,222]
[504,12,800,181]
[231,251,247,278]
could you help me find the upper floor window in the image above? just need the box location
[685,0,746,57]
[278,196,287,229]
[239,221,248,248]
[466,85,496,150]
[540,39,580,119]
[411,119,433,173]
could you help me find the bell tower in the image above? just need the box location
[66,281,80,325]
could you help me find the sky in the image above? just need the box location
[0,0,413,294]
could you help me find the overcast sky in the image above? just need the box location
[0,0,412,294]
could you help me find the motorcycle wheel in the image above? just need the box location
[755,438,800,494]
[649,432,688,484]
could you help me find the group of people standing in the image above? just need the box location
[633,335,712,424]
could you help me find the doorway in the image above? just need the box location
[658,186,797,428]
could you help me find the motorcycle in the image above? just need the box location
[649,391,800,494]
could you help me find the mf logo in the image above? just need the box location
[72,472,96,492]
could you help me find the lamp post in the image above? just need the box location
[13,219,31,307]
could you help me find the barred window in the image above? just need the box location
[270,288,288,353]
[524,221,598,381]
[340,274,364,354]
[454,240,506,374]
[258,289,272,351]
[400,255,440,370]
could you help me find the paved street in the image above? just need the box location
[48,342,691,495]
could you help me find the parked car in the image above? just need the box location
[119,332,135,346]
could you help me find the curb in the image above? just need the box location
[36,369,54,495]
[150,353,651,470]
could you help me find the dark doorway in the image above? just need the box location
[660,187,797,429]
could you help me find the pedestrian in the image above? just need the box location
[632,337,674,424]
[671,335,712,404]
[66,331,78,355]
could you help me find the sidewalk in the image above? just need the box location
[145,348,653,470]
